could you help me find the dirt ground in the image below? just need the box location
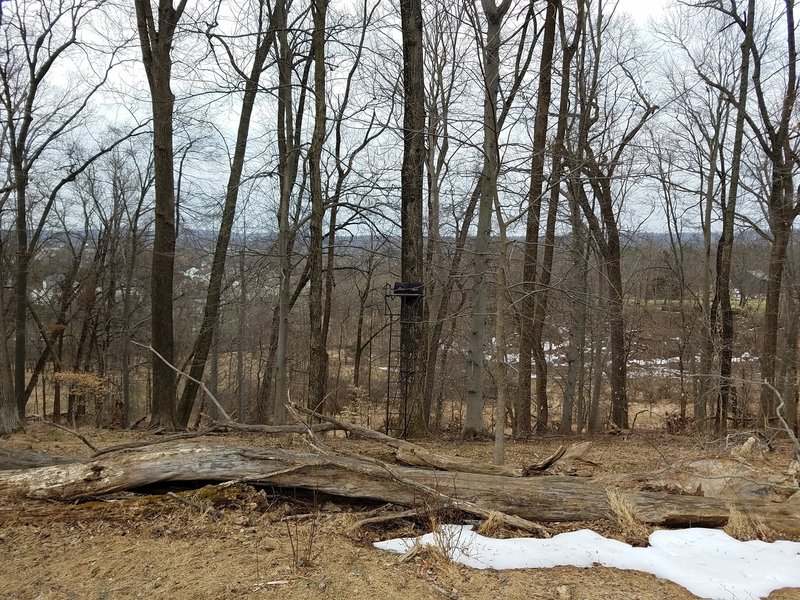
[2,424,800,600]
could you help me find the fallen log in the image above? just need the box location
[92,422,337,457]
[0,448,78,471]
[1,441,798,536]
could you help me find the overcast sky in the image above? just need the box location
[615,0,671,24]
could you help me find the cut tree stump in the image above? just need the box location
[1,441,798,536]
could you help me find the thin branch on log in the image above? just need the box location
[524,441,594,474]
[33,417,97,452]
[92,421,338,458]
[292,404,416,448]
[292,405,587,477]
[92,427,227,457]
[286,405,552,537]
[211,420,339,435]
[350,508,421,530]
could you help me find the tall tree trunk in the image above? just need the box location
[256,261,311,424]
[13,171,28,420]
[422,4,534,433]
[308,0,329,414]
[0,280,16,432]
[697,94,725,426]
[353,250,375,389]
[518,0,557,436]
[605,238,627,429]
[272,2,309,424]
[237,247,247,422]
[759,0,798,422]
[399,0,426,434]
[422,183,479,432]
[464,0,512,436]
[134,0,188,430]
[562,189,588,434]
[569,36,654,429]
[532,0,579,434]
[762,217,792,423]
[493,207,510,465]
[588,266,608,434]
[0,239,15,432]
[716,0,754,433]
[175,10,275,427]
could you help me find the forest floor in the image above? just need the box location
[1,424,799,600]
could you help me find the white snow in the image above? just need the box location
[374,526,800,600]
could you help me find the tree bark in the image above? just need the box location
[134,0,189,430]
[758,0,798,425]
[271,1,310,424]
[399,0,426,435]
[518,0,557,436]
[464,0,512,436]
[716,0,754,433]
[308,0,329,414]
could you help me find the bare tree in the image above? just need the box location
[701,0,754,432]
[256,0,311,424]
[398,0,426,434]
[518,0,558,435]
[176,0,277,426]
[0,0,131,432]
[307,0,329,414]
[463,0,513,436]
[133,0,189,429]
[567,1,656,429]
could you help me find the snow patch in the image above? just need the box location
[374,526,800,600]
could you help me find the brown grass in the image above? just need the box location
[724,504,774,541]
[475,510,506,538]
[607,488,651,545]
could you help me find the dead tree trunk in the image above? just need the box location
[2,442,798,536]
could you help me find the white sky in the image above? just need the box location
[614,0,671,25]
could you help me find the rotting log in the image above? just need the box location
[0,448,78,471]
[92,422,337,457]
[1,442,799,536]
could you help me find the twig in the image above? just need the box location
[167,491,221,520]
[92,420,337,457]
[350,508,421,530]
[132,341,232,421]
[761,380,800,461]
[33,416,97,453]
[522,446,566,475]
[286,403,329,455]
[292,404,581,478]
[209,420,338,435]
